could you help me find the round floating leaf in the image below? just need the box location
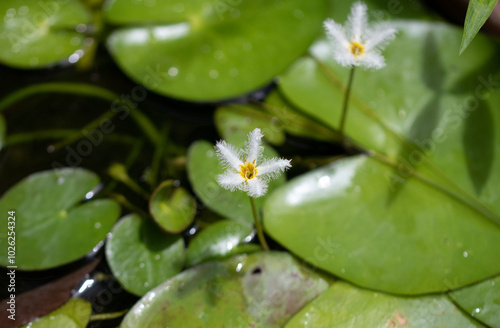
[121,252,329,328]
[104,0,327,100]
[215,104,286,146]
[105,214,185,296]
[0,0,93,68]
[186,220,257,267]
[149,180,196,233]
[264,156,500,294]
[280,20,498,159]
[23,298,92,328]
[450,275,500,328]
[0,168,120,270]
[187,139,286,223]
[285,281,484,328]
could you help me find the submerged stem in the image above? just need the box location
[249,196,269,251]
[339,67,356,144]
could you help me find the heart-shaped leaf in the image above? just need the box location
[285,281,484,327]
[186,220,257,267]
[105,214,185,296]
[449,275,500,328]
[149,180,196,233]
[264,156,500,294]
[0,0,93,68]
[268,13,500,294]
[22,298,91,328]
[0,168,120,270]
[121,252,329,328]
[104,0,327,101]
[187,139,285,223]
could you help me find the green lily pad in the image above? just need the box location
[23,298,92,328]
[0,0,93,68]
[264,155,500,294]
[285,281,484,328]
[105,214,185,296]
[121,252,330,328]
[267,13,500,294]
[104,0,327,101]
[0,168,120,270]
[186,220,257,267]
[279,20,498,159]
[149,180,196,233]
[187,139,285,223]
[449,275,500,328]
[215,104,286,146]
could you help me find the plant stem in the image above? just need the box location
[249,196,269,251]
[339,67,356,144]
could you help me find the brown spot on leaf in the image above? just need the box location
[387,319,396,327]
[395,312,407,326]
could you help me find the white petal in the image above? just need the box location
[347,2,367,41]
[365,25,397,52]
[217,172,245,191]
[215,140,243,171]
[245,128,264,163]
[257,158,291,181]
[244,178,268,198]
[323,18,350,48]
[333,48,358,68]
[358,51,385,70]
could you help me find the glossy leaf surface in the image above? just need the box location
[0,168,120,270]
[286,281,484,327]
[186,220,256,267]
[149,180,196,233]
[105,0,327,100]
[0,0,92,68]
[121,252,329,328]
[105,214,185,296]
[450,275,500,328]
[264,156,500,294]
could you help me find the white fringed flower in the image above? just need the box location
[215,128,291,198]
[323,1,396,69]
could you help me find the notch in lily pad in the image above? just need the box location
[149,180,196,233]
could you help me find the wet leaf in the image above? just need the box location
[121,252,329,328]
[450,275,500,328]
[149,180,196,233]
[264,156,500,294]
[0,0,93,68]
[22,298,91,328]
[285,281,484,327]
[269,14,500,294]
[186,220,256,267]
[0,168,120,270]
[187,139,285,223]
[105,214,185,296]
[104,0,327,101]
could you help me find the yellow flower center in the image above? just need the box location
[348,41,365,57]
[239,159,258,181]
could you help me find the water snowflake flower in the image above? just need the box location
[215,128,291,198]
[323,1,397,69]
